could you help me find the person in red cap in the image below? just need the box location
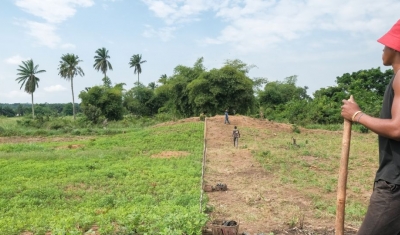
[341,20,400,234]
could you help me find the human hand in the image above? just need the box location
[341,95,362,122]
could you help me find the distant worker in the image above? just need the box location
[224,109,230,124]
[232,126,240,147]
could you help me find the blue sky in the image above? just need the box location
[1,0,400,104]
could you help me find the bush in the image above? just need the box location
[46,119,70,130]
[155,113,175,122]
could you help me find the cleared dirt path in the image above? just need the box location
[202,115,357,234]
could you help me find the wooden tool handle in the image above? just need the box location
[335,95,354,235]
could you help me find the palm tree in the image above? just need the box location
[158,74,168,85]
[16,59,46,119]
[58,54,85,120]
[129,54,147,84]
[93,47,113,79]
[148,82,157,90]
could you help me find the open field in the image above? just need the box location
[0,115,377,234]
[0,120,207,234]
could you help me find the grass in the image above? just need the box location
[0,121,207,234]
[0,115,171,137]
[247,125,377,227]
[0,116,379,232]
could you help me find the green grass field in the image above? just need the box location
[0,116,380,234]
[0,121,207,235]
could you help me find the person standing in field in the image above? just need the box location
[224,109,230,124]
[341,19,400,234]
[232,126,240,147]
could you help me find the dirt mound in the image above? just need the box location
[153,117,202,127]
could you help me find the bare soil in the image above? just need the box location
[202,115,357,235]
[151,150,190,158]
[0,136,92,144]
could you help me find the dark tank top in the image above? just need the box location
[375,75,400,184]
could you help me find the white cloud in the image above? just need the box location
[143,0,400,52]
[0,90,30,99]
[141,0,217,25]
[15,0,95,24]
[43,85,67,92]
[212,0,400,52]
[142,25,176,41]
[25,21,61,48]
[4,55,30,65]
[61,43,76,49]
[14,0,95,48]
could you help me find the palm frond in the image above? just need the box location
[15,59,45,94]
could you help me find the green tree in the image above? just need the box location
[62,103,74,116]
[93,47,113,79]
[335,67,393,117]
[148,82,157,90]
[258,76,309,107]
[0,106,15,117]
[123,84,157,116]
[58,53,84,120]
[309,86,347,124]
[258,76,310,122]
[187,65,255,115]
[305,68,393,125]
[79,84,124,122]
[224,59,257,74]
[129,54,147,84]
[102,76,112,88]
[16,59,46,118]
[158,74,168,85]
[166,58,206,117]
[16,104,24,116]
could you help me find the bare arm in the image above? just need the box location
[341,73,400,141]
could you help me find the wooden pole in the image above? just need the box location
[200,118,207,213]
[335,95,354,235]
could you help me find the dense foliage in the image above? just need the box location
[79,84,124,123]
[8,54,394,127]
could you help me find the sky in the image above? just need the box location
[1,0,400,104]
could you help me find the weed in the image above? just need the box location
[292,124,301,133]
[204,205,214,213]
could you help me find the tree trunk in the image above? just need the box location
[71,78,76,120]
[31,93,35,119]
[138,73,139,85]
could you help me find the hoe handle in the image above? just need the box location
[335,95,354,235]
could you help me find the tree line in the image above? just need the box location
[15,47,146,120]
[0,103,79,117]
[12,49,393,126]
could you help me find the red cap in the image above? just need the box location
[378,20,400,52]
